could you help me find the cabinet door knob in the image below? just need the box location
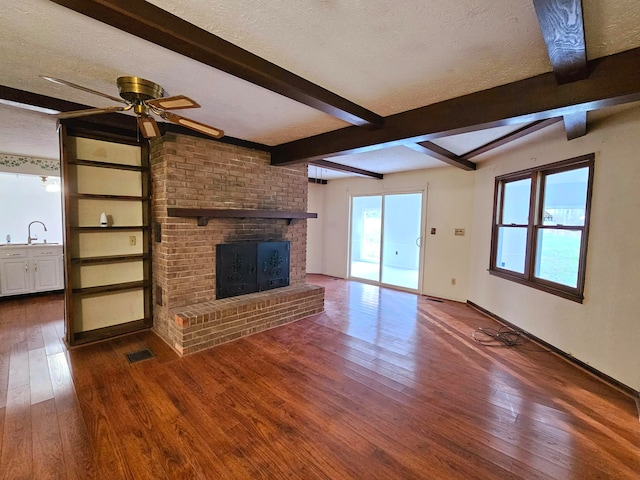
[25,264,29,272]
[34,262,38,272]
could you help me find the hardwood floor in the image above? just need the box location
[0,276,638,479]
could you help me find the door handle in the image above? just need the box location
[415,236,422,247]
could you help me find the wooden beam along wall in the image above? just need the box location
[309,160,383,179]
[405,141,476,171]
[460,118,563,161]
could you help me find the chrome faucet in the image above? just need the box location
[28,221,47,245]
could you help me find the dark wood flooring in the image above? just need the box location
[0,275,638,479]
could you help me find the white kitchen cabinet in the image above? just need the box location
[0,248,30,295]
[0,245,63,296]
[32,247,63,291]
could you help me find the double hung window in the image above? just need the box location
[490,154,594,302]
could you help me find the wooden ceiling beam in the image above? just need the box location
[461,118,563,160]
[309,160,383,179]
[271,47,640,165]
[0,84,141,134]
[48,0,383,129]
[405,142,476,171]
[563,111,587,140]
[533,0,588,140]
[0,85,88,113]
[533,0,587,84]
[308,178,328,185]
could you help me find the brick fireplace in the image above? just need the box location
[150,133,324,355]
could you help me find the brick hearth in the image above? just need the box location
[150,133,324,355]
[172,284,324,355]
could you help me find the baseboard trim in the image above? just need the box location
[466,300,640,406]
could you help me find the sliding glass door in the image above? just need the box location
[350,192,423,291]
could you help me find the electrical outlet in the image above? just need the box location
[129,236,137,246]
[454,228,465,236]
[451,278,456,285]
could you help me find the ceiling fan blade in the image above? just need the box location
[137,116,161,139]
[161,112,224,139]
[41,76,128,104]
[56,106,127,119]
[146,95,200,110]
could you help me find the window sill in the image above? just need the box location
[489,269,584,303]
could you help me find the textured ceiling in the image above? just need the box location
[1,0,640,177]
[146,0,640,114]
[0,104,59,159]
[147,0,553,116]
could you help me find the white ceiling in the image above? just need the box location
[1,0,639,179]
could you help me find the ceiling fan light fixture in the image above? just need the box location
[137,116,161,138]
[117,76,164,102]
[44,75,224,140]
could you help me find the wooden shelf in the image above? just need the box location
[70,253,149,265]
[167,208,318,226]
[72,318,151,345]
[68,159,148,172]
[72,280,149,296]
[72,193,148,201]
[62,128,152,347]
[71,226,148,231]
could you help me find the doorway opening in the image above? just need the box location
[349,192,424,291]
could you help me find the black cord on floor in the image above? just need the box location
[472,326,550,352]
[473,326,529,347]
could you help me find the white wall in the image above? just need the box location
[307,182,325,273]
[0,106,62,246]
[0,172,63,244]
[307,106,640,391]
[311,167,474,302]
[468,106,640,391]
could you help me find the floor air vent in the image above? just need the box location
[125,348,154,364]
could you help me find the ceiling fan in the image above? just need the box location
[41,75,224,139]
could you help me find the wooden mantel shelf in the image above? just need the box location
[167,208,318,226]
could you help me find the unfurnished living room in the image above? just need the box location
[0,1,639,479]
